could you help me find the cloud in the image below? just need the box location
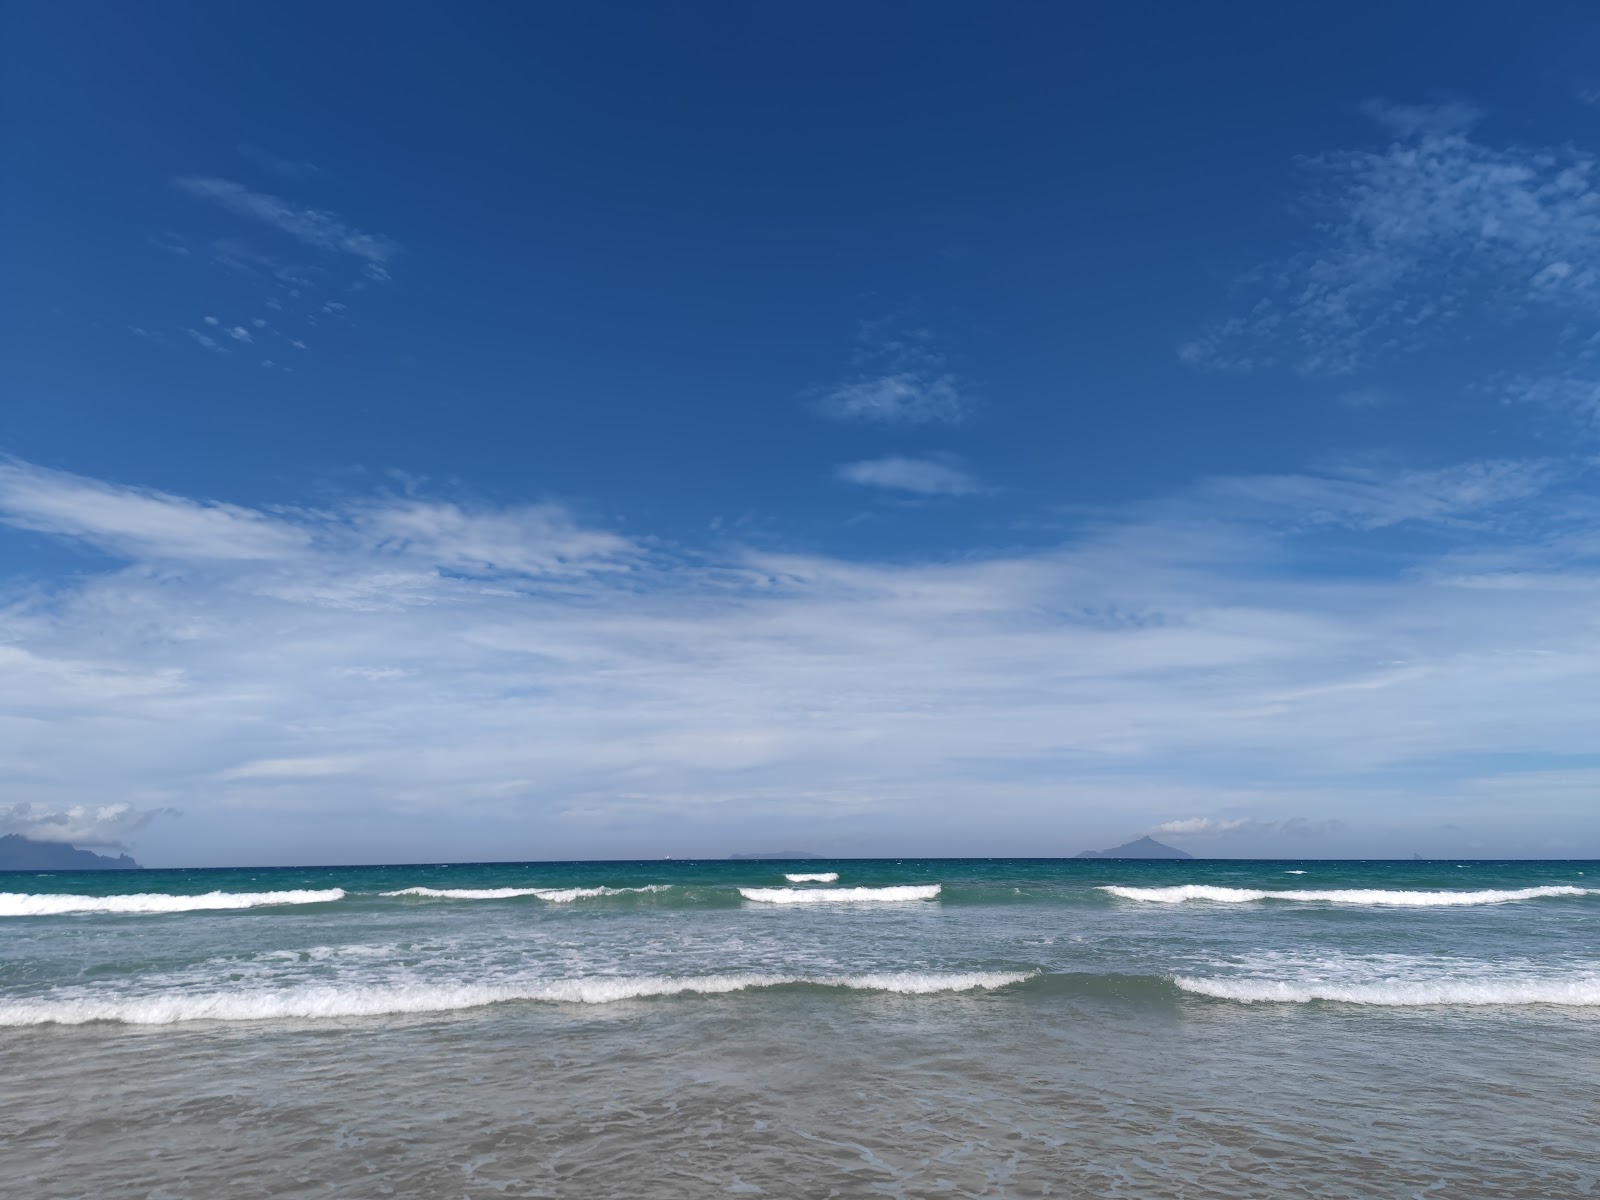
[1182,102,1600,376]
[185,328,223,351]
[836,456,980,496]
[1203,458,1559,531]
[3,456,1600,860]
[1151,817,1251,835]
[226,326,252,343]
[237,143,320,178]
[0,460,311,560]
[1150,816,1346,838]
[175,176,399,268]
[220,756,357,782]
[0,803,176,849]
[815,374,970,424]
[1339,387,1396,409]
[811,319,974,424]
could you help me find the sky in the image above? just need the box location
[5,2,1600,865]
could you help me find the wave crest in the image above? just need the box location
[380,885,669,902]
[0,889,346,917]
[783,873,839,883]
[0,970,1032,1026]
[1101,884,1593,907]
[738,884,940,904]
[1175,974,1600,1006]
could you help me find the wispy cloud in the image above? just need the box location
[3,456,1600,860]
[0,460,311,560]
[175,176,399,271]
[1181,102,1600,377]
[237,143,321,178]
[811,319,974,424]
[1150,817,1251,835]
[1202,458,1560,531]
[1150,816,1345,838]
[836,455,980,496]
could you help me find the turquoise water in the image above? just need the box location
[4,858,1598,1196]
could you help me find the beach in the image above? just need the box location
[3,858,1597,1196]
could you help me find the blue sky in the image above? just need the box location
[5,2,1600,864]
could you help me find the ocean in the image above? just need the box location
[2,858,1597,1198]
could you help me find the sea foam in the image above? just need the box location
[381,885,668,902]
[0,889,346,917]
[1101,884,1593,907]
[0,970,1032,1025]
[1175,974,1600,1006]
[738,884,940,904]
[783,873,839,883]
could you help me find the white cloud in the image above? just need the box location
[1151,817,1251,835]
[1203,459,1559,530]
[815,373,970,424]
[3,456,1600,861]
[1182,102,1600,377]
[836,456,980,496]
[185,328,223,351]
[221,756,357,782]
[175,176,399,267]
[811,319,974,424]
[0,460,310,560]
[0,802,176,849]
[227,325,252,343]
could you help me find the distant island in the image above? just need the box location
[729,850,824,860]
[1075,836,1193,860]
[0,834,141,871]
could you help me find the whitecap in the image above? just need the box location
[783,872,839,883]
[382,887,550,900]
[381,885,668,902]
[0,969,1032,1026]
[0,889,346,917]
[1100,884,1593,907]
[738,884,940,904]
[1175,974,1600,1006]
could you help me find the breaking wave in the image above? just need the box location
[0,889,346,917]
[738,884,941,904]
[1101,885,1594,907]
[1175,974,1600,1006]
[0,970,1033,1026]
[381,885,669,902]
[783,873,839,883]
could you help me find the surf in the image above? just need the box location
[738,884,941,904]
[1100,884,1593,906]
[380,885,669,902]
[0,889,346,917]
[0,969,1033,1026]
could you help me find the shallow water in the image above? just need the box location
[3,858,1597,1197]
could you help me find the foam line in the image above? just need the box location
[783,873,839,883]
[0,970,1033,1026]
[1175,974,1600,1006]
[1101,884,1593,907]
[0,889,346,917]
[380,885,668,902]
[738,884,940,904]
